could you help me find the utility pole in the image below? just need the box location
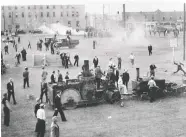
[123,4,126,28]
[184,3,186,60]
[103,4,105,30]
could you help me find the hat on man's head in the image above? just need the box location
[25,67,28,70]
[40,103,45,107]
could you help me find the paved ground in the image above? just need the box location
[1,33,186,137]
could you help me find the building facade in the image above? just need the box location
[1,5,86,32]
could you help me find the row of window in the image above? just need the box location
[3,5,75,10]
[7,12,79,18]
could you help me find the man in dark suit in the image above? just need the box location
[74,54,79,67]
[7,78,17,105]
[40,82,48,103]
[148,45,152,56]
[93,56,99,68]
[57,70,63,82]
[53,91,67,122]
[51,71,56,84]
[23,67,29,88]
[122,69,130,89]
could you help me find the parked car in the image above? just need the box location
[31,29,43,34]
[17,29,26,34]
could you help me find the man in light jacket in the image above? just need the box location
[50,116,60,137]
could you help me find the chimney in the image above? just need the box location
[136,68,140,81]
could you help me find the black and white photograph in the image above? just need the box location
[1,0,186,136]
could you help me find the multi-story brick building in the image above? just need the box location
[1,5,86,32]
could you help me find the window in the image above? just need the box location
[15,13,18,18]
[15,6,17,10]
[28,12,31,18]
[76,21,79,27]
[47,5,49,9]
[47,12,49,17]
[179,16,182,20]
[40,5,43,9]
[72,12,74,17]
[76,12,79,17]
[170,16,172,20]
[53,5,55,9]
[34,5,36,9]
[163,16,165,21]
[22,12,24,18]
[68,21,71,27]
[8,6,11,10]
[28,6,30,9]
[67,12,68,17]
[61,12,63,17]
[53,12,55,17]
[9,12,11,18]
[152,16,154,21]
[41,12,43,17]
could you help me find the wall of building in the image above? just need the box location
[1,5,85,32]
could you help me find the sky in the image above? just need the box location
[85,1,185,14]
[1,0,185,14]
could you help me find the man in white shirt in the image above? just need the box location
[129,53,135,67]
[147,76,158,102]
[35,104,46,137]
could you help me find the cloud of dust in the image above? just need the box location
[108,20,150,47]
[37,22,84,35]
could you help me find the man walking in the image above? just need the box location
[28,41,31,49]
[51,71,56,84]
[40,82,48,103]
[150,64,157,77]
[148,45,152,56]
[4,43,9,55]
[95,66,104,89]
[93,56,99,68]
[53,91,67,122]
[15,51,21,65]
[122,69,130,89]
[7,78,17,105]
[18,36,20,44]
[74,54,79,67]
[117,54,122,69]
[21,48,27,61]
[23,67,29,88]
[41,67,48,83]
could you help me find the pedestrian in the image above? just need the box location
[28,41,31,49]
[7,78,17,105]
[150,64,157,77]
[40,81,48,103]
[93,56,99,68]
[53,91,67,122]
[15,51,21,65]
[117,54,122,69]
[148,45,152,56]
[93,40,96,49]
[115,67,119,88]
[74,54,79,67]
[41,67,48,83]
[2,93,12,126]
[57,70,63,82]
[4,43,9,54]
[60,53,64,67]
[122,69,130,90]
[95,66,104,89]
[34,98,41,118]
[129,53,135,67]
[18,36,20,44]
[147,76,158,103]
[44,42,49,51]
[50,116,60,137]
[14,43,17,52]
[65,72,69,81]
[21,48,27,61]
[35,104,46,137]
[23,67,30,88]
[51,71,56,84]
[64,54,68,69]
[51,42,55,54]
[173,61,186,75]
